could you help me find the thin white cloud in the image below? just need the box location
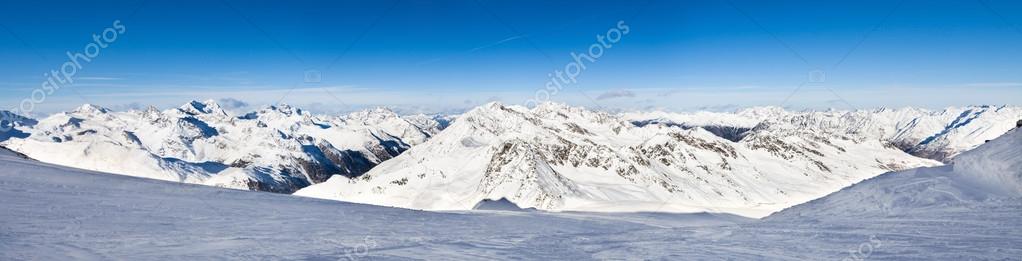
[964,82,1022,87]
[217,98,250,109]
[418,34,526,65]
[77,77,123,81]
[467,35,524,53]
[596,90,636,100]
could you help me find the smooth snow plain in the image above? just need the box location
[2,129,1020,260]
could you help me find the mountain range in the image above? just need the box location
[2,101,1019,217]
[1,111,1019,259]
[296,103,1019,217]
[0,100,448,193]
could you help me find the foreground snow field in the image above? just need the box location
[2,128,1020,260]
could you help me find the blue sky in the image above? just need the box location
[1,0,1021,115]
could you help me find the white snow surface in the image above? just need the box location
[771,127,1021,214]
[2,130,1020,260]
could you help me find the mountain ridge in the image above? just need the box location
[0,100,450,193]
[296,102,1015,217]
[2,101,1018,214]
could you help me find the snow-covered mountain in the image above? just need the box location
[297,102,970,218]
[4,101,1017,218]
[624,105,1022,162]
[0,100,449,193]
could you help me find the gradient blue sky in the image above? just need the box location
[1,0,1021,115]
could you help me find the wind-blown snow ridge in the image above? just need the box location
[952,128,1022,195]
[769,127,1022,221]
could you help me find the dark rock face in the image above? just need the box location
[629,120,752,142]
[698,125,752,142]
[0,129,29,143]
[249,167,311,194]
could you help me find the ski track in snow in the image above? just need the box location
[3,137,1021,260]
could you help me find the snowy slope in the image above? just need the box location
[0,101,448,193]
[952,127,1022,195]
[770,127,1022,220]
[298,102,941,218]
[0,149,739,260]
[2,137,1018,260]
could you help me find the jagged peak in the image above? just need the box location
[347,106,400,120]
[179,100,228,116]
[261,104,306,116]
[73,104,111,114]
[482,101,504,108]
[181,100,203,109]
[460,101,616,126]
[368,106,397,114]
[462,101,519,119]
[140,105,163,120]
[736,106,789,116]
[531,101,574,112]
